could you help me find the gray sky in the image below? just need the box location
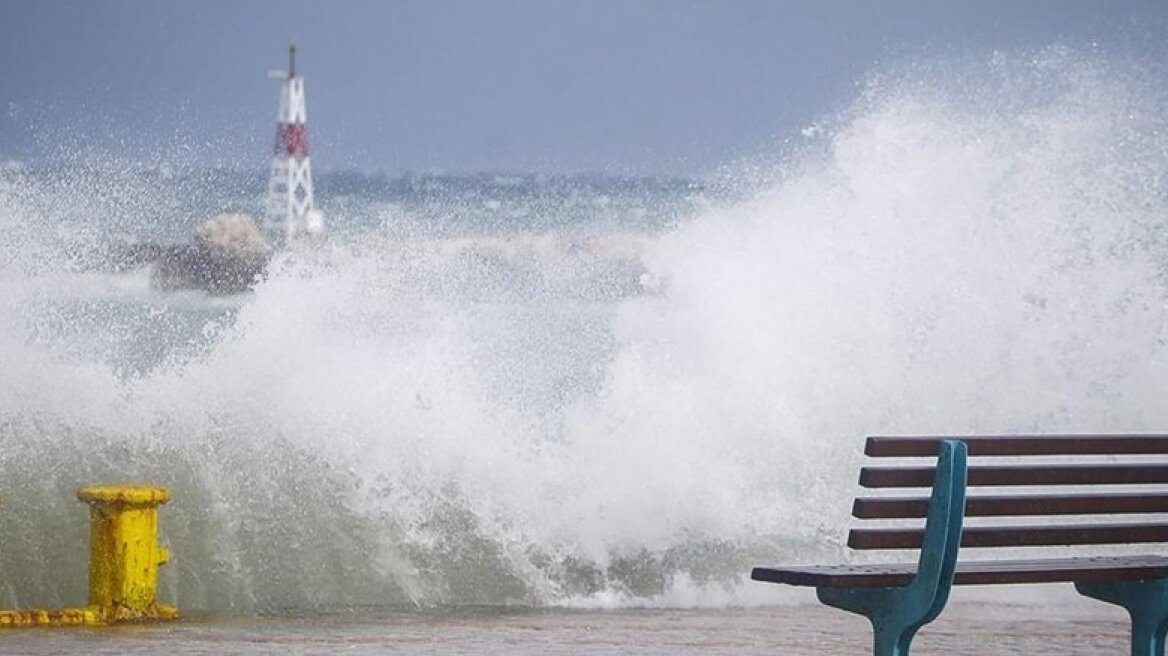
[2,1,1166,175]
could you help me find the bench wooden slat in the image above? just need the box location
[853,493,1168,519]
[865,435,1168,457]
[848,523,1168,549]
[860,464,1168,488]
[751,555,1168,588]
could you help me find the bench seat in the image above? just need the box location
[753,554,1168,587]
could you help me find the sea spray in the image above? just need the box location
[0,48,1166,610]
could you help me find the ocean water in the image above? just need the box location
[1,47,1167,651]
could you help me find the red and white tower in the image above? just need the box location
[267,40,324,244]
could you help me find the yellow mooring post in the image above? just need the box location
[0,485,178,628]
[77,485,177,623]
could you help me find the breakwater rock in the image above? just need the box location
[150,214,271,295]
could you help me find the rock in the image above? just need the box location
[151,214,271,295]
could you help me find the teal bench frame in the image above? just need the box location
[815,440,967,656]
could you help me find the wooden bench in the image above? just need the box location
[751,435,1168,656]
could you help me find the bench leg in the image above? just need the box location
[818,587,927,656]
[1076,579,1168,656]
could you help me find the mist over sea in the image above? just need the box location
[1,48,1167,620]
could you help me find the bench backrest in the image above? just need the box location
[851,435,1168,550]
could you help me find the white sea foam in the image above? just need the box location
[0,49,1166,611]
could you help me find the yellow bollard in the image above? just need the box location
[76,485,178,623]
[0,484,177,627]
